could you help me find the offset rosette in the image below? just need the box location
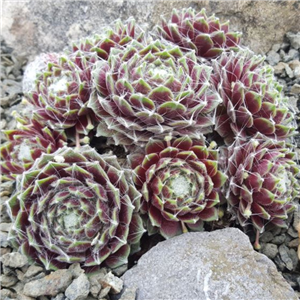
[0,116,66,181]
[27,51,97,137]
[89,39,221,146]
[72,17,144,60]
[224,134,299,247]
[212,49,296,144]
[7,146,144,271]
[128,136,227,239]
[155,7,241,58]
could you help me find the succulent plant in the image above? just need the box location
[89,39,221,146]
[128,135,227,239]
[7,145,144,271]
[155,7,242,59]
[72,17,144,60]
[27,50,98,141]
[0,116,67,181]
[223,134,299,248]
[212,49,296,145]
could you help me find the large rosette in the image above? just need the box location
[224,134,299,248]
[128,135,227,239]
[212,49,296,144]
[89,39,221,146]
[155,7,241,58]
[27,51,97,138]
[0,116,66,181]
[7,146,144,271]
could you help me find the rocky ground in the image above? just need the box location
[0,32,300,300]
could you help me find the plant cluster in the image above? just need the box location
[1,7,299,272]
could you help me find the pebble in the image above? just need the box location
[266,50,281,65]
[291,83,300,94]
[272,233,286,245]
[118,287,137,300]
[1,252,28,268]
[273,62,287,76]
[100,271,123,294]
[261,243,278,259]
[89,276,103,298]
[279,244,294,271]
[0,288,17,299]
[0,274,19,287]
[286,32,300,49]
[65,273,90,300]
[23,269,72,297]
[288,226,299,238]
[17,294,35,300]
[288,238,299,248]
[98,286,111,299]
[68,263,84,279]
[23,265,44,280]
[51,293,65,300]
[0,222,13,232]
[0,231,9,247]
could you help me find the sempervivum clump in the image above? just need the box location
[0,116,67,181]
[212,49,296,145]
[7,146,144,271]
[155,7,241,59]
[27,50,97,140]
[72,17,144,60]
[224,134,299,248]
[128,135,227,239]
[89,39,221,146]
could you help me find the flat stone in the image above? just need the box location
[0,231,9,247]
[121,228,298,300]
[23,269,72,297]
[65,273,90,300]
[1,252,28,268]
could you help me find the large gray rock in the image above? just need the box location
[2,0,300,60]
[120,228,298,300]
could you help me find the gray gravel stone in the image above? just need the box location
[68,263,84,279]
[287,32,300,49]
[272,234,286,245]
[279,244,294,271]
[267,50,281,65]
[23,265,44,280]
[100,271,123,295]
[259,231,274,243]
[0,274,18,287]
[89,276,102,298]
[261,243,278,259]
[51,293,65,300]
[0,231,9,247]
[17,294,35,300]
[0,222,13,232]
[98,286,111,299]
[23,269,72,297]
[0,288,17,299]
[288,248,299,271]
[291,83,300,94]
[1,252,28,268]
[288,226,299,238]
[121,228,298,300]
[65,273,90,300]
[118,287,137,300]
